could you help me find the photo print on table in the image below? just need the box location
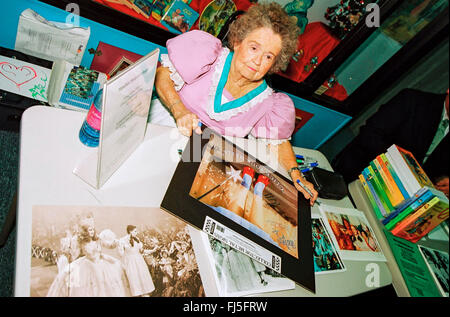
[319,204,386,262]
[188,131,299,258]
[418,245,449,297]
[311,214,346,275]
[30,205,205,297]
[199,232,295,296]
[161,128,315,293]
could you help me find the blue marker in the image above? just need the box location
[194,121,203,134]
[301,167,312,173]
[298,162,318,168]
[295,154,304,159]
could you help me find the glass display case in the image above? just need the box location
[334,0,448,99]
[2,0,440,149]
[38,0,449,118]
[271,0,449,117]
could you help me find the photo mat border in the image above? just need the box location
[160,128,315,293]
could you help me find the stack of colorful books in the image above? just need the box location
[358,144,449,243]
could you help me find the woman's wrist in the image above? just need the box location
[170,101,189,121]
[169,99,183,111]
[288,166,301,177]
[288,166,302,181]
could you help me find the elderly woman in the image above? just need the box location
[154,2,318,205]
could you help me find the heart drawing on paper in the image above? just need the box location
[0,61,38,88]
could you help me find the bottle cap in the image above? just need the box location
[256,174,270,186]
[243,166,255,178]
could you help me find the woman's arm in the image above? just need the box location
[155,66,201,136]
[270,141,318,206]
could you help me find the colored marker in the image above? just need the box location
[194,120,203,134]
[296,155,319,165]
[301,167,312,173]
[298,162,319,168]
[296,179,320,205]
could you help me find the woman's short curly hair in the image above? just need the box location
[226,2,299,73]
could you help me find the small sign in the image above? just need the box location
[73,48,159,189]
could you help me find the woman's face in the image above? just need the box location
[232,27,282,82]
[87,226,95,237]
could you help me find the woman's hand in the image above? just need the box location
[155,66,202,136]
[290,168,318,206]
[175,109,202,137]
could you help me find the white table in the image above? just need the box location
[15,105,392,297]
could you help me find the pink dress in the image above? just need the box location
[159,30,295,143]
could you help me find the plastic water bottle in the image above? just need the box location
[79,88,103,147]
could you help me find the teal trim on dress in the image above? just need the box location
[214,52,267,113]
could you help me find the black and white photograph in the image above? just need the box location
[200,232,295,296]
[418,245,449,297]
[30,205,205,297]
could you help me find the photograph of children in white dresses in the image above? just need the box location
[30,205,205,297]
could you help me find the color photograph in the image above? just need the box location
[132,0,153,17]
[161,130,315,292]
[311,215,346,274]
[198,0,237,37]
[30,205,205,297]
[188,134,299,258]
[64,66,99,99]
[161,0,199,34]
[319,204,386,262]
